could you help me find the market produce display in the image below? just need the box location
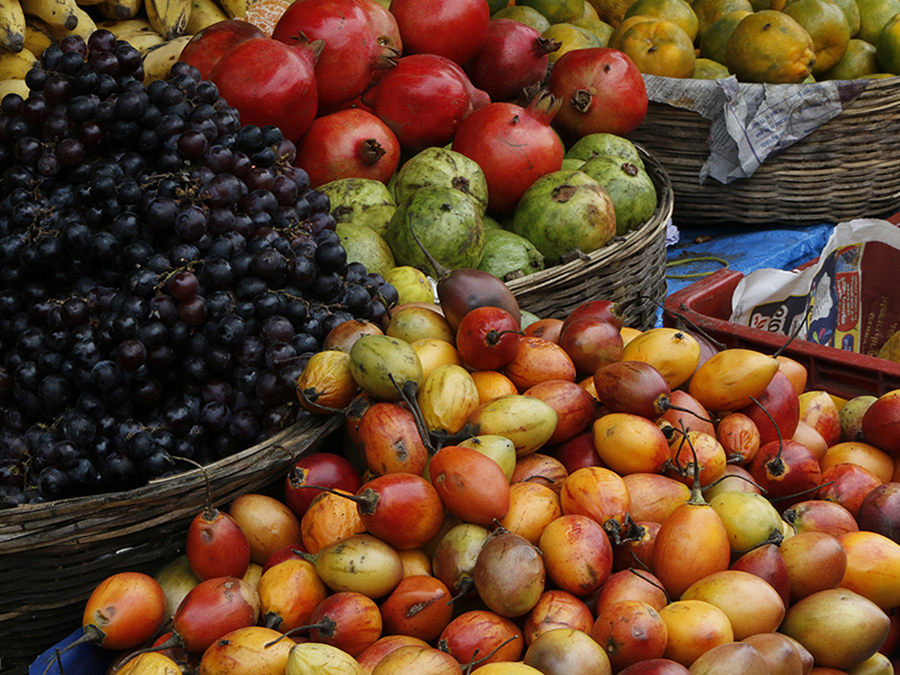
[6,0,900,673]
[35,292,900,674]
[0,0,668,505]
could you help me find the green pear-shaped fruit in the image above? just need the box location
[386,186,484,276]
[511,170,615,265]
[318,177,397,238]
[335,223,395,278]
[565,132,644,168]
[391,146,489,216]
[478,228,545,281]
[579,155,657,236]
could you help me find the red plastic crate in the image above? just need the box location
[663,268,900,400]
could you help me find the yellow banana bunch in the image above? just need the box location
[0,0,26,52]
[144,0,190,40]
[95,0,140,20]
[42,3,95,41]
[186,0,225,34]
[98,17,166,50]
[0,44,36,79]
[19,0,79,30]
[0,76,29,97]
[96,16,153,34]
[216,0,252,19]
[140,32,190,83]
[23,16,54,54]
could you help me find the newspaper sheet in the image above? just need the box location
[642,75,869,184]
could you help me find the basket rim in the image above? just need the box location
[642,72,900,94]
[0,414,342,548]
[505,145,674,293]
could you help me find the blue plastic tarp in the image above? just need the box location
[658,223,835,326]
[29,628,116,675]
[665,222,835,297]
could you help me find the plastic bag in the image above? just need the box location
[730,219,900,356]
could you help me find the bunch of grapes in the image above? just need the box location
[0,31,398,506]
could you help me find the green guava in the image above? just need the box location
[511,170,616,265]
[318,177,397,239]
[391,146,490,216]
[335,223,396,278]
[385,186,484,276]
[478,228,545,281]
[565,133,645,168]
[579,155,658,235]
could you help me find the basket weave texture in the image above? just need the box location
[0,414,342,674]
[508,146,674,330]
[627,76,900,226]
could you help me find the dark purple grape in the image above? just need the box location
[177,296,205,326]
[115,338,146,370]
[87,29,118,54]
[37,465,70,500]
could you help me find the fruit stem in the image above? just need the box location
[658,399,716,424]
[681,428,707,506]
[360,139,386,166]
[300,483,380,515]
[628,567,670,603]
[464,636,520,673]
[534,36,561,58]
[768,479,834,504]
[265,617,337,647]
[41,624,107,675]
[485,328,524,346]
[406,213,449,280]
[110,632,182,672]
[702,472,767,495]
[296,384,359,415]
[750,395,786,476]
[389,373,439,455]
[176,456,217,521]
[603,512,643,546]
[772,314,807,358]
[445,576,477,605]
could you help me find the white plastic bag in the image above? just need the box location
[730,219,900,356]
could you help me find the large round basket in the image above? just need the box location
[0,414,342,675]
[508,145,674,330]
[627,75,900,226]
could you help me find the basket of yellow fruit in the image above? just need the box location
[616,0,900,225]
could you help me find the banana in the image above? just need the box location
[0,76,29,98]
[0,45,36,79]
[97,17,167,50]
[24,16,54,54]
[185,0,225,34]
[140,33,191,83]
[94,0,140,20]
[42,3,94,40]
[19,0,79,30]
[144,0,190,40]
[97,16,153,35]
[116,25,164,51]
[216,0,253,19]
[0,0,26,52]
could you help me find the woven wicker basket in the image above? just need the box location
[627,75,900,226]
[508,146,674,330]
[0,413,342,674]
